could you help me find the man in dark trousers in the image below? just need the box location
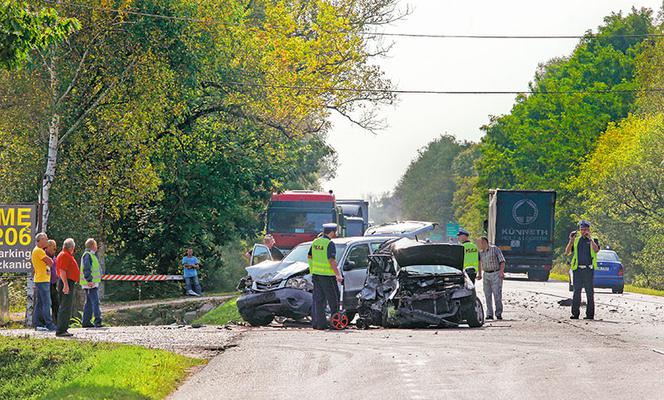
[55,238,79,337]
[308,223,343,330]
[565,220,600,320]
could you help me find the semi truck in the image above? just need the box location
[486,189,556,281]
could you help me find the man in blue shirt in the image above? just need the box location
[182,248,202,296]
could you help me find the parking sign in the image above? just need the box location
[0,204,37,272]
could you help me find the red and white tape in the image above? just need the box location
[101,274,183,281]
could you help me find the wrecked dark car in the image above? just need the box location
[356,238,484,329]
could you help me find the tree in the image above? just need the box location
[0,1,79,69]
[392,135,467,224]
[471,8,658,250]
[571,114,664,288]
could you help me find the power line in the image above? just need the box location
[226,82,664,95]
[368,32,664,39]
[47,1,664,39]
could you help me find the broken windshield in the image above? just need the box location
[401,265,461,276]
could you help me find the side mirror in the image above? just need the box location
[343,260,357,271]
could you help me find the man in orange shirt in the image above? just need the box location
[32,232,56,331]
[56,238,79,337]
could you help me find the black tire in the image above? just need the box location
[242,313,274,326]
[465,297,485,328]
[612,286,624,294]
[569,283,574,292]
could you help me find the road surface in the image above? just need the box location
[171,277,664,400]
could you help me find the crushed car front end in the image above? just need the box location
[237,244,314,326]
[357,239,484,328]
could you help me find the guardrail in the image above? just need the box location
[102,274,184,300]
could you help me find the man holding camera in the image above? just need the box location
[565,220,600,320]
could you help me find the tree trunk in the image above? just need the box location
[40,51,61,233]
[40,113,60,232]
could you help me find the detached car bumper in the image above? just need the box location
[237,288,312,319]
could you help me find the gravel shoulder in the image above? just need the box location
[0,325,247,358]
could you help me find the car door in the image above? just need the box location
[250,244,272,266]
[341,243,371,310]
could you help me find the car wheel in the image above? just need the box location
[612,286,624,294]
[243,313,274,327]
[569,283,573,292]
[465,297,484,328]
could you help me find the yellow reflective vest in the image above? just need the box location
[463,241,479,272]
[309,237,335,276]
[570,236,597,271]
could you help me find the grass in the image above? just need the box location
[193,297,241,325]
[549,272,664,297]
[0,336,204,400]
[549,272,570,282]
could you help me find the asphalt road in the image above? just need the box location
[171,277,664,400]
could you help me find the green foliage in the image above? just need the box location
[193,297,241,325]
[0,0,399,298]
[0,1,79,69]
[571,113,664,288]
[0,335,202,399]
[457,8,659,252]
[393,135,467,224]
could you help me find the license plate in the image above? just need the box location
[596,266,609,271]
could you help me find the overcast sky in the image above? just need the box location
[322,0,663,199]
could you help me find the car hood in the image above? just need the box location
[391,239,465,271]
[246,260,310,282]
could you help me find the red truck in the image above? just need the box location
[267,191,342,251]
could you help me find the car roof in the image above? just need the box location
[297,236,397,247]
[364,221,436,237]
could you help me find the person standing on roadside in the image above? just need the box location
[477,236,506,320]
[31,232,57,331]
[80,238,103,328]
[46,239,59,323]
[182,248,202,296]
[565,220,600,320]
[308,223,343,330]
[458,229,479,284]
[56,238,79,337]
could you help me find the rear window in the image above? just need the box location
[597,251,620,262]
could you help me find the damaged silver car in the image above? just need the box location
[356,238,484,329]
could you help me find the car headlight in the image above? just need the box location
[237,276,253,290]
[285,276,313,291]
[463,271,475,290]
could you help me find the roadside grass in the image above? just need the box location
[549,272,664,297]
[193,297,241,325]
[0,335,204,400]
[549,272,570,282]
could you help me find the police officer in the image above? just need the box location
[308,223,343,330]
[458,229,479,283]
[565,220,600,320]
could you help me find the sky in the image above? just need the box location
[322,0,663,199]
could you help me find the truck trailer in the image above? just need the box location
[486,189,556,281]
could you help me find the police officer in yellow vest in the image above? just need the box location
[565,220,600,320]
[80,238,103,328]
[308,223,343,330]
[458,229,479,284]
